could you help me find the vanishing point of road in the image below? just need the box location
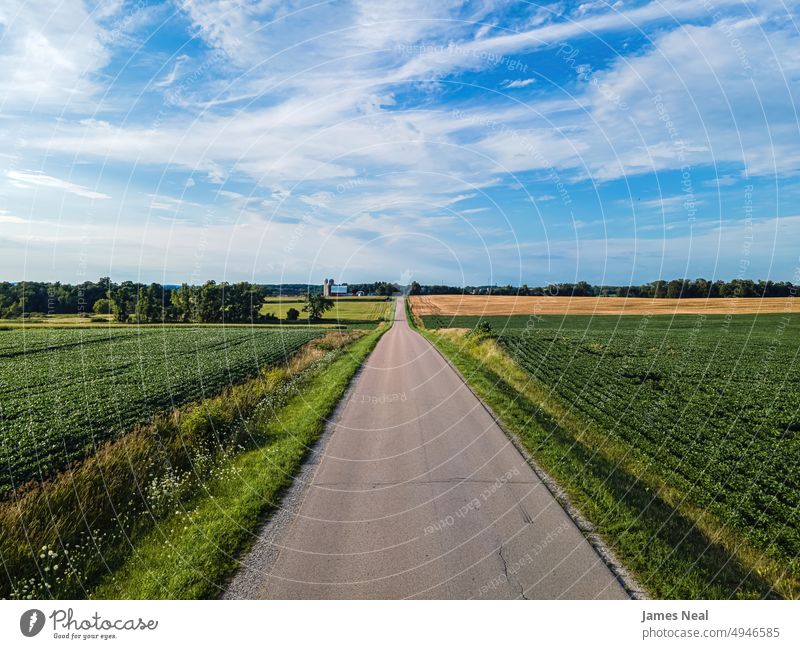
[225,298,629,599]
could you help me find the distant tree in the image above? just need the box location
[170,283,195,322]
[220,282,251,322]
[302,292,333,320]
[573,281,593,296]
[92,298,111,315]
[692,278,710,298]
[666,279,685,299]
[132,283,165,323]
[652,280,668,299]
[197,281,222,322]
[109,282,136,322]
[286,307,300,321]
[408,281,422,295]
[732,279,757,298]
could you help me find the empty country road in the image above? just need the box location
[225,298,629,599]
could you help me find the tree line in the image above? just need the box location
[2,277,796,322]
[0,279,330,323]
[408,278,798,299]
[344,281,400,295]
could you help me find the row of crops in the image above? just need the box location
[486,313,799,568]
[0,326,322,495]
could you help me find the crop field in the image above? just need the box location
[424,311,800,592]
[262,296,393,325]
[0,326,321,496]
[411,294,800,320]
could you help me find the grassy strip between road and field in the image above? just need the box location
[91,324,386,599]
[408,307,787,599]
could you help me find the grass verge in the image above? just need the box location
[412,317,784,598]
[91,325,386,599]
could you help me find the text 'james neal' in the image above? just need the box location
[641,610,709,623]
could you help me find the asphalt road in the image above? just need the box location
[225,299,628,599]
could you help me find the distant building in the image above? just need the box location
[323,278,349,297]
[356,290,365,297]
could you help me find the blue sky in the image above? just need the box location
[1,0,799,286]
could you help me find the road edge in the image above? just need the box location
[221,326,389,599]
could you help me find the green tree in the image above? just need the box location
[170,283,195,322]
[109,282,135,322]
[666,279,685,298]
[302,292,333,320]
[286,307,300,321]
[197,281,222,322]
[92,298,111,315]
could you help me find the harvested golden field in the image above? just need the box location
[409,294,800,316]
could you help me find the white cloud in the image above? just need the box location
[502,78,536,89]
[7,170,111,200]
[5,0,799,283]
[0,211,28,224]
[33,1,789,197]
[705,175,739,188]
[576,18,800,179]
[634,195,705,212]
[390,0,744,82]
[0,1,110,109]
[155,54,190,88]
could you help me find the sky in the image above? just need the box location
[1,0,800,287]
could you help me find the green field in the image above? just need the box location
[262,296,393,326]
[420,312,800,597]
[0,326,321,495]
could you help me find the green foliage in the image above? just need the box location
[286,307,300,321]
[407,278,799,297]
[0,327,321,495]
[0,278,268,324]
[495,314,800,581]
[466,320,493,338]
[92,298,111,315]
[345,281,400,296]
[302,292,333,320]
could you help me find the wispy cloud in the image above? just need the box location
[502,78,536,89]
[7,170,110,200]
[633,195,705,212]
[0,211,28,224]
[2,0,798,283]
[155,54,190,88]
